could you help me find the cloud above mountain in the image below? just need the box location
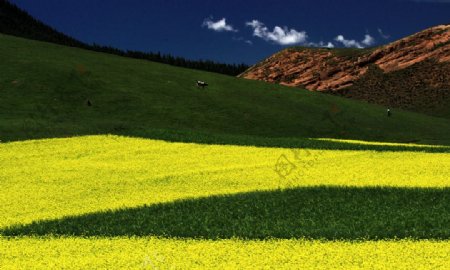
[377,28,391,39]
[334,34,375,48]
[245,20,308,45]
[202,17,237,32]
[202,17,377,49]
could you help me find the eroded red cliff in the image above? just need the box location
[239,25,450,116]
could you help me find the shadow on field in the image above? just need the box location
[2,186,449,240]
[125,129,450,153]
[1,128,450,153]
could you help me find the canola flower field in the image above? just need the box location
[2,238,449,269]
[0,135,449,269]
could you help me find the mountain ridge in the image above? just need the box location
[239,24,450,117]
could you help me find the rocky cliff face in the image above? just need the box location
[239,25,450,117]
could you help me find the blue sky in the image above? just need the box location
[9,0,450,64]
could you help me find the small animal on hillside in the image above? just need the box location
[387,108,391,117]
[196,80,208,89]
[86,99,92,107]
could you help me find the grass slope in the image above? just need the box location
[1,33,450,145]
[4,187,449,240]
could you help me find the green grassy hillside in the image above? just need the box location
[1,33,449,145]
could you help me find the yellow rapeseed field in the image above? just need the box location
[1,237,449,269]
[0,135,449,269]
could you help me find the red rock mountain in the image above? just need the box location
[239,24,450,117]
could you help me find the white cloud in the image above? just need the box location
[362,34,375,46]
[202,17,237,32]
[232,36,253,45]
[318,41,335,48]
[324,42,335,48]
[335,35,363,48]
[377,28,390,39]
[334,34,375,48]
[308,41,335,48]
[245,20,308,45]
[203,17,375,49]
